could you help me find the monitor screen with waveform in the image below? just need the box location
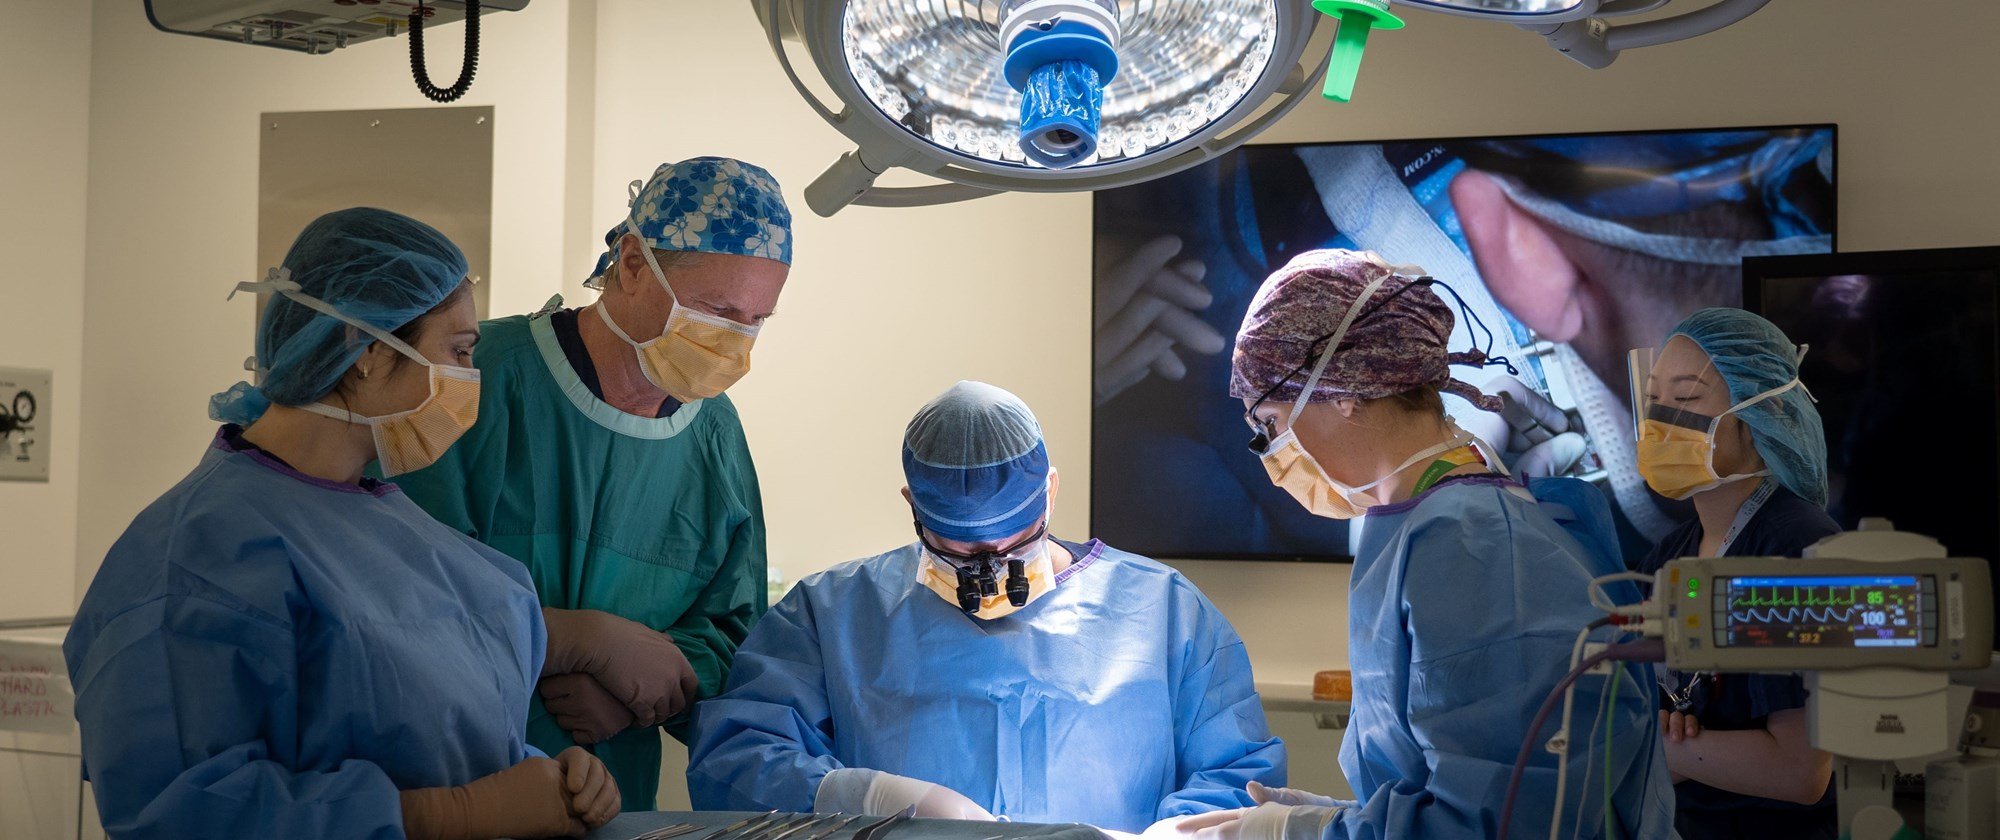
[1719,575,1932,648]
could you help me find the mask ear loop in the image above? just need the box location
[232,267,431,367]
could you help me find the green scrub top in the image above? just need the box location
[393,300,768,809]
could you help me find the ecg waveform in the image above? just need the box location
[1729,605,1864,625]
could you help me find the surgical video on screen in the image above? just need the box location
[1718,575,1930,648]
[1091,127,1836,563]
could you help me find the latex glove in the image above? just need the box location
[1178,803,1341,840]
[1246,781,1342,808]
[865,772,996,820]
[1094,235,1225,405]
[400,756,585,840]
[543,607,698,727]
[557,746,621,829]
[1493,379,1589,478]
[1660,709,1703,743]
[539,673,636,746]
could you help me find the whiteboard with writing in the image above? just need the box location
[0,640,74,735]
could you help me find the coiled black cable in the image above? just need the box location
[409,0,480,103]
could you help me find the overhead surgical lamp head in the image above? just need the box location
[755,0,1340,216]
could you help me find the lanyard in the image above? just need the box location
[1410,445,1488,496]
[1669,481,1779,712]
[1715,480,1778,556]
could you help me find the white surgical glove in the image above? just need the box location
[1246,781,1343,809]
[1493,378,1589,478]
[814,769,995,820]
[1174,803,1343,840]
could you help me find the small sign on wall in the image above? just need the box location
[0,367,50,482]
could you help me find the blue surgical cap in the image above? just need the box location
[1668,307,1829,507]
[903,381,1051,543]
[586,156,792,287]
[210,207,469,425]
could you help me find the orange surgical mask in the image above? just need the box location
[233,269,481,477]
[1259,425,1479,520]
[1630,347,1801,500]
[596,182,760,402]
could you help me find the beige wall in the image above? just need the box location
[71,0,586,594]
[0,3,92,621]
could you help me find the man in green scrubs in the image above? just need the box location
[395,157,791,808]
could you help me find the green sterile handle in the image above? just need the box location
[1311,0,1405,103]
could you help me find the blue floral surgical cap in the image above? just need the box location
[1669,307,1830,507]
[903,381,1052,543]
[587,156,792,287]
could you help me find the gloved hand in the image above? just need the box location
[557,746,621,829]
[1493,378,1589,478]
[400,756,585,840]
[1175,802,1342,840]
[542,607,698,727]
[540,673,637,746]
[1094,235,1225,405]
[863,772,996,820]
[1246,780,1343,808]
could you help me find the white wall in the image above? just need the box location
[71,0,588,592]
[0,4,92,621]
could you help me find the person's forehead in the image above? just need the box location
[1653,335,1714,378]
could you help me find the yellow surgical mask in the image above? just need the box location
[1634,378,1799,500]
[1258,426,1478,520]
[303,363,481,477]
[596,183,759,403]
[918,541,1056,620]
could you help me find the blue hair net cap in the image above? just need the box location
[585,156,792,287]
[210,207,469,426]
[903,381,1051,543]
[1669,307,1829,507]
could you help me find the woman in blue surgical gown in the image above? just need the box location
[63,209,617,839]
[1192,249,1677,840]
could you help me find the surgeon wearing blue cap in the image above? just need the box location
[1632,307,1839,839]
[686,381,1285,832]
[65,208,620,838]
[391,157,792,809]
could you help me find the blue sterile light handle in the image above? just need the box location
[1312,0,1405,103]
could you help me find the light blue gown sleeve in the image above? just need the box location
[71,596,404,839]
[1156,596,1288,818]
[1327,505,1653,840]
[685,586,847,812]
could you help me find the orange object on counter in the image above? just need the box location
[1313,669,1352,701]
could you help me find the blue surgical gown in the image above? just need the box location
[1333,475,1678,840]
[64,429,546,839]
[685,539,1285,831]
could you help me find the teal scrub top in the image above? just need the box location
[394,301,768,809]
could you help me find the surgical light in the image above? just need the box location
[1391,0,1774,69]
[756,0,1338,216]
[144,1,529,101]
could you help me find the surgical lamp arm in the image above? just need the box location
[1603,0,1770,50]
[1519,0,1772,69]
